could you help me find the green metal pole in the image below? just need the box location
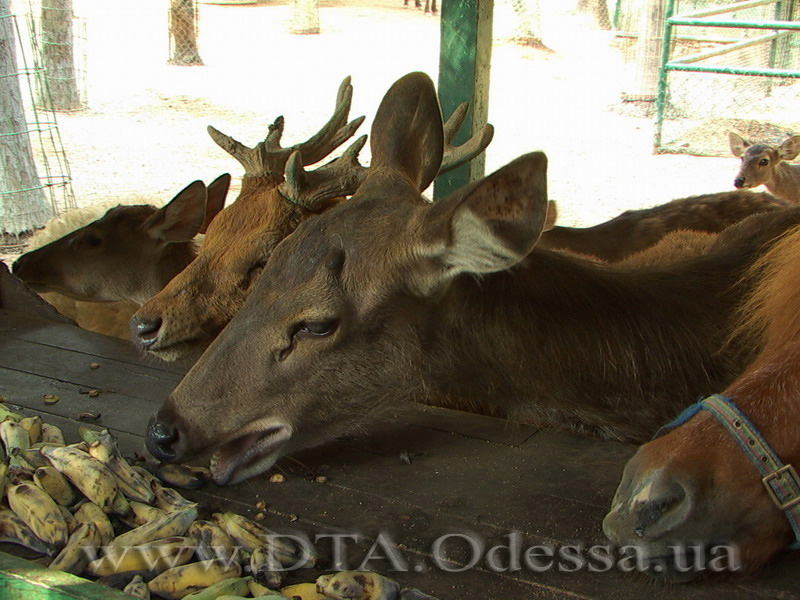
[655,0,677,153]
[434,0,493,199]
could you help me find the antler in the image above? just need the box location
[439,102,494,175]
[207,76,365,178]
[280,135,369,209]
[278,101,495,208]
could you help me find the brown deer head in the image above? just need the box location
[12,175,229,305]
[131,76,493,363]
[145,72,538,484]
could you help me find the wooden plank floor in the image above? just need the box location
[1,268,799,599]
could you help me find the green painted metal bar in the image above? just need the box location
[671,30,791,64]
[434,0,493,200]
[668,17,800,29]
[655,0,677,151]
[678,0,777,19]
[664,63,800,76]
[0,551,133,599]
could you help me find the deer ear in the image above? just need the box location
[146,180,207,242]
[729,132,749,157]
[543,200,558,231]
[369,72,444,192]
[408,152,549,297]
[200,173,230,234]
[778,135,800,161]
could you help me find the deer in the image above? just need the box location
[130,76,494,362]
[604,225,800,577]
[539,190,789,262]
[11,176,229,338]
[13,175,229,305]
[144,72,800,488]
[729,132,800,204]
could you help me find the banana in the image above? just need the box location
[155,463,210,490]
[129,501,167,526]
[18,416,43,444]
[87,435,155,504]
[9,447,41,470]
[59,504,77,533]
[108,506,197,549]
[123,574,151,599]
[133,465,158,486]
[214,512,300,562]
[315,571,400,600]
[281,583,327,600]
[0,404,23,422]
[249,547,284,589]
[110,490,134,518]
[7,482,69,547]
[73,501,115,546]
[39,445,118,511]
[87,536,195,577]
[40,423,66,445]
[146,558,242,600]
[186,520,240,564]
[48,521,101,574]
[6,465,34,485]
[1,420,31,468]
[248,579,278,597]
[34,466,76,506]
[182,575,252,599]
[0,462,7,495]
[151,480,197,512]
[0,508,58,556]
[77,425,103,445]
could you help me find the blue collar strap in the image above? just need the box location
[656,394,800,551]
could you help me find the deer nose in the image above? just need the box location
[604,469,693,543]
[733,177,745,188]
[145,415,181,462]
[131,316,163,348]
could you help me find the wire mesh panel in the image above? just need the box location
[654,0,800,156]
[0,7,75,250]
[168,0,202,65]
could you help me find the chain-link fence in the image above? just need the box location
[1,4,75,251]
[613,0,800,156]
[168,0,202,65]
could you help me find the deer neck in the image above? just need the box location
[767,163,800,203]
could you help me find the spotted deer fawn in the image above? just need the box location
[729,131,800,204]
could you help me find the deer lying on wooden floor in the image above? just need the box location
[604,225,800,577]
[145,72,800,486]
[11,175,229,339]
[730,132,800,204]
[131,77,493,362]
[539,190,788,263]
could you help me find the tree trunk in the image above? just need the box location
[511,0,551,51]
[39,0,80,111]
[0,0,52,236]
[291,0,319,35]
[577,0,611,29]
[169,0,202,65]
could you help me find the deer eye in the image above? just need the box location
[295,320,337,339]
[759,158,769,166]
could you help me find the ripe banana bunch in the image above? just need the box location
[33,466,76,506]
[156,463,211,490]
[123,574,150,599]
[39,445,118,511]
[7,482,69,547]
[181,575,251,599]
[73,501,115,545]
[187,519,239,564]
[0,508,57,556]
[87,535,195,576]
[48,521,101,574]
[86,431,155,504]
[108,505,197,549]
[316,571,401,600]
[1,420,31,468]
[146,558,242,600]
[214,511,309,568]
[282,582,328,600]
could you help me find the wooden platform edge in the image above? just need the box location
[0,551,133,599]
[0,262,73,325]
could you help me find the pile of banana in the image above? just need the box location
[0,403,439,600]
